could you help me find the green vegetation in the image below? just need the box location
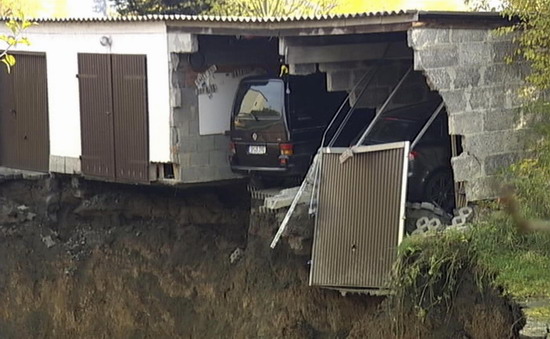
[0,13,33,72]
[391,102,550,323]
[500,0,550,90]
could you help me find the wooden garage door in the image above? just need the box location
[0,53,50,172]
[78,53,149,183]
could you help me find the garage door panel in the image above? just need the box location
[112,54,149,183]
[78,53,115,179]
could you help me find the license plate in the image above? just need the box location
[248,145,266,155]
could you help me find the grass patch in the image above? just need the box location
[472,211,550,300]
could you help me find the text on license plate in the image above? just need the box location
[248,145,266,155]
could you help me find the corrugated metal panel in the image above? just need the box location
[78,53,116,179]
[0,65,16,167]
[310,142,409,289]
[0,54,49,172]
[0,10,413,23]
[112,55,149,183]
[12,54,50,171]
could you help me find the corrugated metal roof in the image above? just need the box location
[1,10,414,24]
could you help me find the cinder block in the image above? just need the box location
[290,63,317,75]
[319,61,367,72]
[197,137,215,152]
[408,28,450,50]
[464,176,500,202]
[416,45,458,70]
[178,153,192,167]
[453,66,481,89]
[458,42,493,66]
[451,153,483,182]
[49,155,65,173]
[482,63,522,86]
[170,88,182,108]
[189,119,199,136]
[424,68,454,91]
[483,152,524,175]
[65,157,81,174]
[179,136,198,153]
[327,70,352,91]
[190,151,209,166]
[462,129,530,157]
[492,40,516,63]
[439,90,466,113]
[449,111,483,135]
[483,108,521,131]
[450,29,488,43]
[208,150,230,167]
[213,135,230,150]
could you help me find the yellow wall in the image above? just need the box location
[335,0,468,13]
[0,0,68,17]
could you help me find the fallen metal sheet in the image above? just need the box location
[309,142,409,289]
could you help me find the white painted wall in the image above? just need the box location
[198,70,264,135]
[0,21,172,163]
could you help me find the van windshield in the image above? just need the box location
[233,80,284,123]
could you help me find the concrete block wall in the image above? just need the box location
[170,53,241,183]
[319,60,433,109]
[408,27,531,201]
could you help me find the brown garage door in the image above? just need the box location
[310,142,409,289]
[78,53,149,183]
[0,53,49,172]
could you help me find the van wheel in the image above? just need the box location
[423,169,455,212]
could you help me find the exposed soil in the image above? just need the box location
[0,176,523,338]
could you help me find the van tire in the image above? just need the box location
[405,202,452,235]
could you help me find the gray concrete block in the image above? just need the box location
[197,137,215,152]
[408,28,450,50]
[453,66,481,89]
[468,88,494,111]
[463,129,530,157]
[208,150,230,167]
[492,40,515,63]
[319,61,368,72]
[424,68,453,91]
[483,63,522,85]
[190,152,209,166]
[213,135,230,150]
[49,155,65,173]
[415,45,459,69]
[458,42,493,66]
[483,152,524,175]
[189,119,199,136]
[449,111,483,135]
[179,136,198,153]
[178,153,191,167]
[451,153,483,182]
[172,108,191,129]
[290,63,317,75]
[439,90,466,113]
[464,176,500,201]
[65,157,81,174]
[450,29,488,43]
[483,108,521,131]
[327,70,352,91]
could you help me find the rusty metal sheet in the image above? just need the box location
[0,53,49,172]
[112,54,149,183]
[310,142,409,289]
[78,53,116,179]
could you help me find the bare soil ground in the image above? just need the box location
[0,176,523,338]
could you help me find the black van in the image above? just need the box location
[229,73,360,182]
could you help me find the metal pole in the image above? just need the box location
[411,102,445,150]
[321,67,375,148]
[327,67,380,147]
[355,66,413,147]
